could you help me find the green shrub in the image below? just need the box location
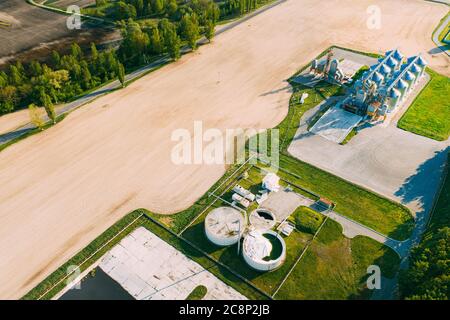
[294,206,324,234]
[186,285,208,300]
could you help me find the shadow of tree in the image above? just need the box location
[428,45,450,55]
[394,146,449,219]
[260,84,292,97]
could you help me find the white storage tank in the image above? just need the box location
[204,207,246,246]
[242,230,286,272]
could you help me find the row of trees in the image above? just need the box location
[0,43,125,119]
[399,162,450,300]
[220,0,269,17]
[107,0,217,21]
[117,2,219,66]
[0,0,267,118]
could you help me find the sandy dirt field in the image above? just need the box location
[0,0,448,299]
[0,109,30,135]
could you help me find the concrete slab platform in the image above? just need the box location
[99,227,247,300]
[260,188,313,222]
[310,106,363,143]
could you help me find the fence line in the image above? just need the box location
[142,213,273,300]
[36,213,144,300]
[272,217,329,298]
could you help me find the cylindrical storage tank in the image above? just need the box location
[404,71,416,89]
[242,230,286,272]
[389,89,401,111]
[204,207,246,246]
[397,79,409,100]
[249,209,277,231]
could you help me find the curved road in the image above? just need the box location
[432,12,450,56]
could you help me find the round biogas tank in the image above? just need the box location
[204,207,246,246]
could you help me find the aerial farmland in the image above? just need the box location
[0,0,448,305]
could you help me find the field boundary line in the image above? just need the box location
[272,217,329,298]
[209,155,256,196]
[178,162,253,235]
[27,0,115,26]
[36,213,144,300]
[142,213,273,300]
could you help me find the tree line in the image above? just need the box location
[399,159,450,300]
[0,0,272,122]
[0,43,124,123]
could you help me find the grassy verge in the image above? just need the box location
[398,69,450,141]
[0,113,67,152]
[277,81,343,151]
[23,210,144,300]
[147,161,251,233]
[340,127,358,145]
[276,155,414,240]
[275,219,400,300]
[436,12,450,48]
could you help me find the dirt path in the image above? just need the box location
[0,0,448,299]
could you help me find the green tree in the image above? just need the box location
[400,227,449,299]
[149,27,163,54]
[28,103,44,130]
[0,71,8,87]
[115,1,137,20]
[116,62,125,87]
[81,61,92,89]
[90,42,99,61]
[51,50,61,68]
[134,0,144,16]
[181,14,200,50]
[118,20,150,65]
[0,86,17,114]
[205,19,215,42]
[29,60,43,77]
[166,0,178,17]
[39,88,56,124]
[152,0,165,14]
[71,43,83,60]
[160,19,180,60]
[8,65,23,86]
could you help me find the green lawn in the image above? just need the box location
[293,206,325,234]
[276,81,343,151]
[398,69,450,141]
[181,205,313,296]
[267,156,414,241]
[275,219,401,300]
